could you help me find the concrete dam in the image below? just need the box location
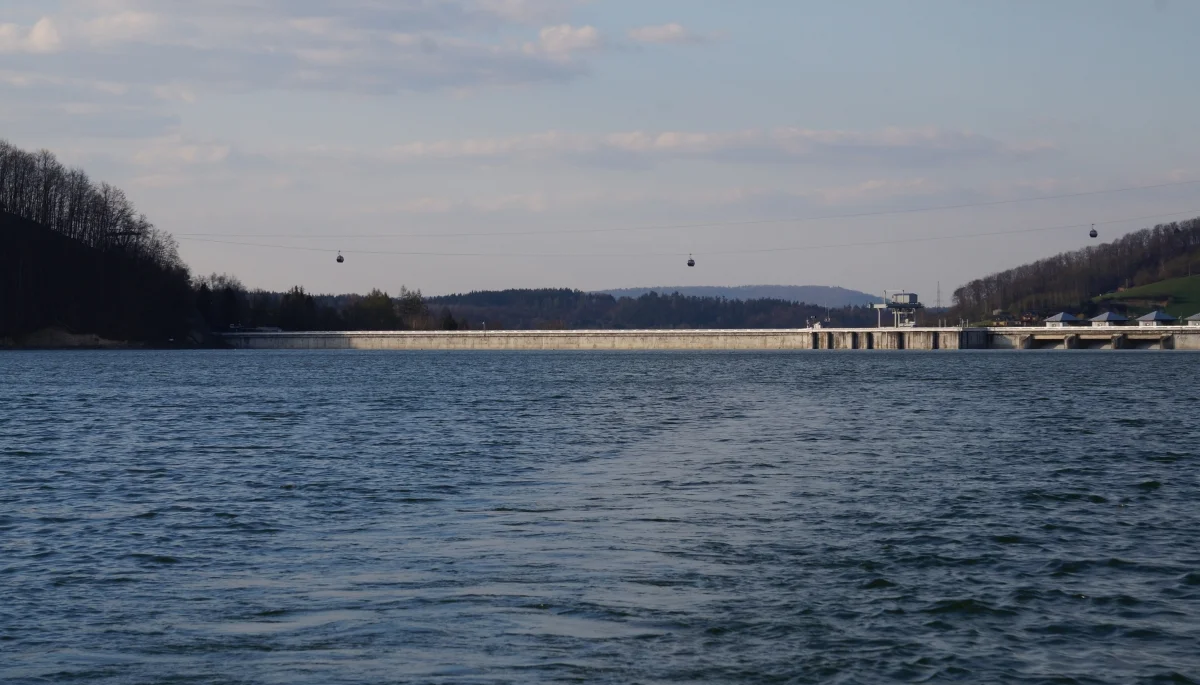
[221,327,1200,351]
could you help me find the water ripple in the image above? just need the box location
[1,350,1199,683]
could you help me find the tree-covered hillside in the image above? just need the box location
[0,141,193,343]
[951,217,1200,320]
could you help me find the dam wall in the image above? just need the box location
[220,326,1200,351]
[222,328,970,351]
[226,329,837,351]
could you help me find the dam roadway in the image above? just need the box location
[220,327,1200,351]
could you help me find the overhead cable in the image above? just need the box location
[175,178,1200,240]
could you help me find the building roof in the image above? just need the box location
[1136,310,1177,322]
[1090,311,1127,322]
[1188,312,1200,321]
[1045,312,1080,322]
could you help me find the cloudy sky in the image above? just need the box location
[3,0,1200,299]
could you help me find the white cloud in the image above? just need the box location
[0,17,63,54]
[525,24,602,57]
[80,11,162,45]
[628,23,707,45]
[28,18,63,52]
[388,196,457,214]
[808,178,944,205]
[129,172,188,189]
[344,177,1004,218]
[131,136,232,167]
[0,2,601,97]
[357,192,553,215]
[367,127,1051,168]
[153,83,197,103]
[365,172,1172,222]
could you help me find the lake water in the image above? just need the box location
[1,350,1198,684]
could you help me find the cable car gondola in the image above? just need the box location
[687,254,695,267]
[336,251,345,263]
[1089,225,1098,239]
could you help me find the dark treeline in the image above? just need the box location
[195,279,451,331]
[0,141,192,342]
[198,285,880,332]
[427,289,880,329]
[951,217,1200,321]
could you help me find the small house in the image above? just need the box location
[1089,311,1127,327]
[1044,312,1080,328]
[1136,310,1177,327]
[1187,313,1200,327]
[991,310,1016,326]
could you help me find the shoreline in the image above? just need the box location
[7,326,1200,351]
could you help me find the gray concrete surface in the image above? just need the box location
[220,327,1200,351]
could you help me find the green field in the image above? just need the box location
[1095,274,1200,318]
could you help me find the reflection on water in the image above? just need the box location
[1,350,1198,683]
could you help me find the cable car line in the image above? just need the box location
[175,178,1200,240]
[176,208,1200,259]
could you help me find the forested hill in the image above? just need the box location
[0,140,193,344]
[596,285,882,307]
[951,217,1200,321]
[426,289,878,329]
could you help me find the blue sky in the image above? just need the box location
[3,0,1199,299]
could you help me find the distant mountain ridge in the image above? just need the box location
[595,285,883,307]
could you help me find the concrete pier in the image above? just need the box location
[220,326,1200,351]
